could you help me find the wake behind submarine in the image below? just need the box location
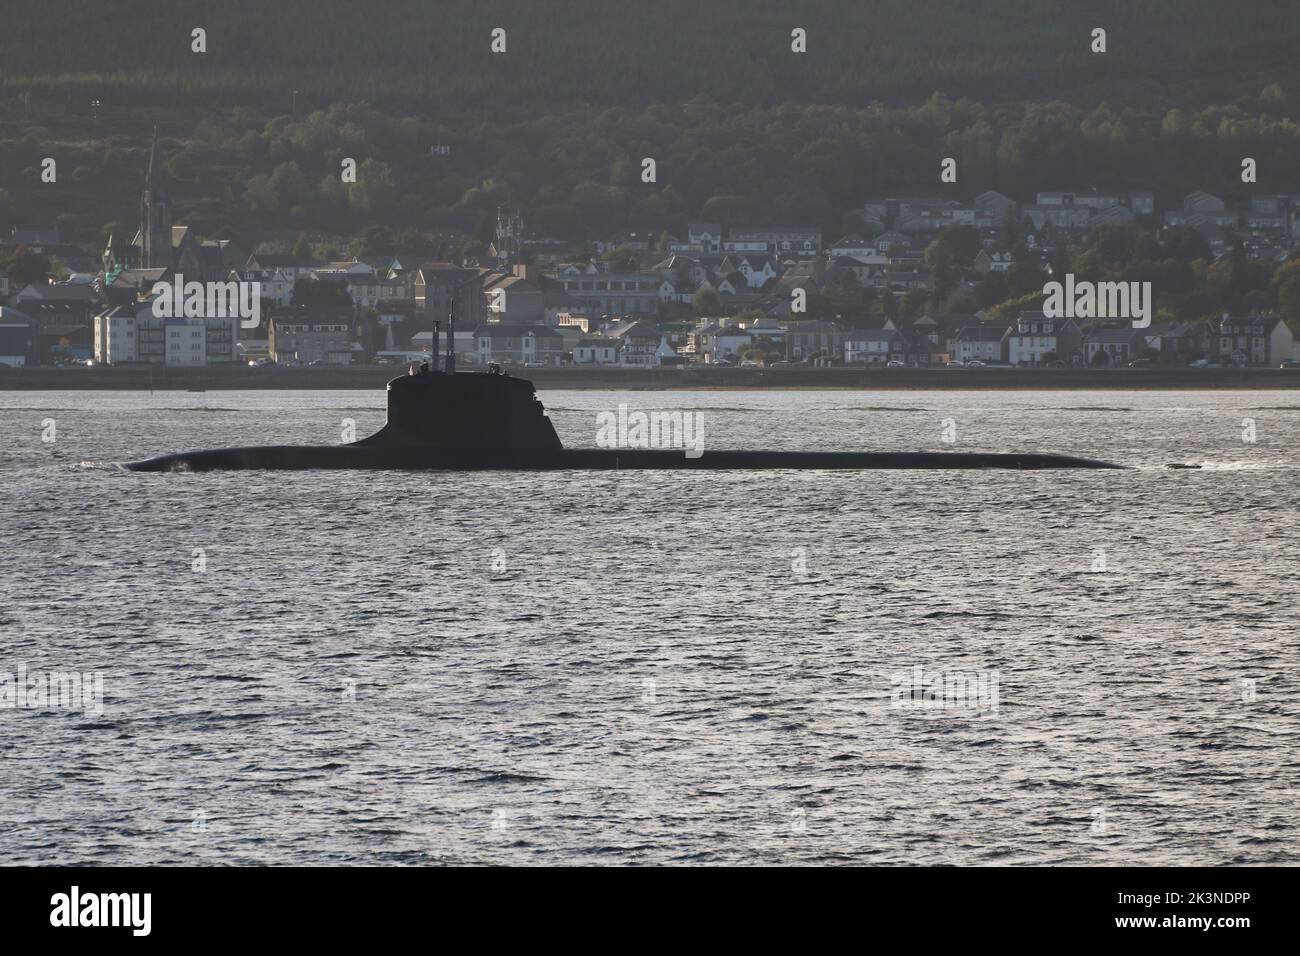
[123,365,1123,472]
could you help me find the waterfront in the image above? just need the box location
[4,365,1300,391]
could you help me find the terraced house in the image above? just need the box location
[554,272,661,315]
[784,320,848,362]
[1083,328,1149,366]
[1216,314,1297,366]
[951,325,1010,364]
[268,306,356,365]
[1007,311,1083,366]
[573,337,622,365]
[474,323,564,366]
[844,326,909,365]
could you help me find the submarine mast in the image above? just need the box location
[445,289,456,374]
[444,271,485,374]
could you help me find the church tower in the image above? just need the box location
[139,128,172,269]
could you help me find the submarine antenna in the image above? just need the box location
[445,289,456,374]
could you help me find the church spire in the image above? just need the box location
[140,127,172,269]
[145,125,166,201]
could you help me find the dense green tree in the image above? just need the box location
[292,277,352,306]
[1272,259,1300,321]
[928,245,957,304]
[699,195,759,225]
[350,225,395,258]
[0,246,50,288]
[1161,227,1212,263]
[693,287,722,316]
[926,226,982,268]
[985,291,1045,324]
[977,270,1008,308]
[602,245,639,273]
[1006,260,1048,298]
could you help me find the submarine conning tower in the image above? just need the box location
[356,368,563,451]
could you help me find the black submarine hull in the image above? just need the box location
[123,445,1123,472]
[122,370,1126,472]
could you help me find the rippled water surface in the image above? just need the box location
[2,387,1298,864]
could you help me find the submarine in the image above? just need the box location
[123,363,1123,472]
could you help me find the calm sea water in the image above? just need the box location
[1,387,1298,865]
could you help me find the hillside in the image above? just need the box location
[2,0,1299,110]
[2,1,1300,248]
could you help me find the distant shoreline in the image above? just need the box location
[3,366,1299,391]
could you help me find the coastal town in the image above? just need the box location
[3,135,1300,374]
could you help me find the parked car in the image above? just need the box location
[1127,358,1155,368]
[1189,359,1210,368]
[945,360,965,368]
[886,360,905,368]
[965,360,986,368]
[1280,359,1300,369]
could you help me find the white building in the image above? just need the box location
[728,255,779,289]
[94,304,143,364]
[1006,311,1082,366]
[93,301,238,366]
[951,325,1009,363]
[729,226,821,254]
[253,267,294,306]
[574,337,622,365]
[721,238,768,254]
[687,223,723,254]
[843,329,896,365]
[829,236,877,259]
[165,318,209,365]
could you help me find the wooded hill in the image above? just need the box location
[2,2,1299,247]
[2,0,1298,111]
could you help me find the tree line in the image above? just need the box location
[3,91,1300,251]
[3,1,1297,111]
